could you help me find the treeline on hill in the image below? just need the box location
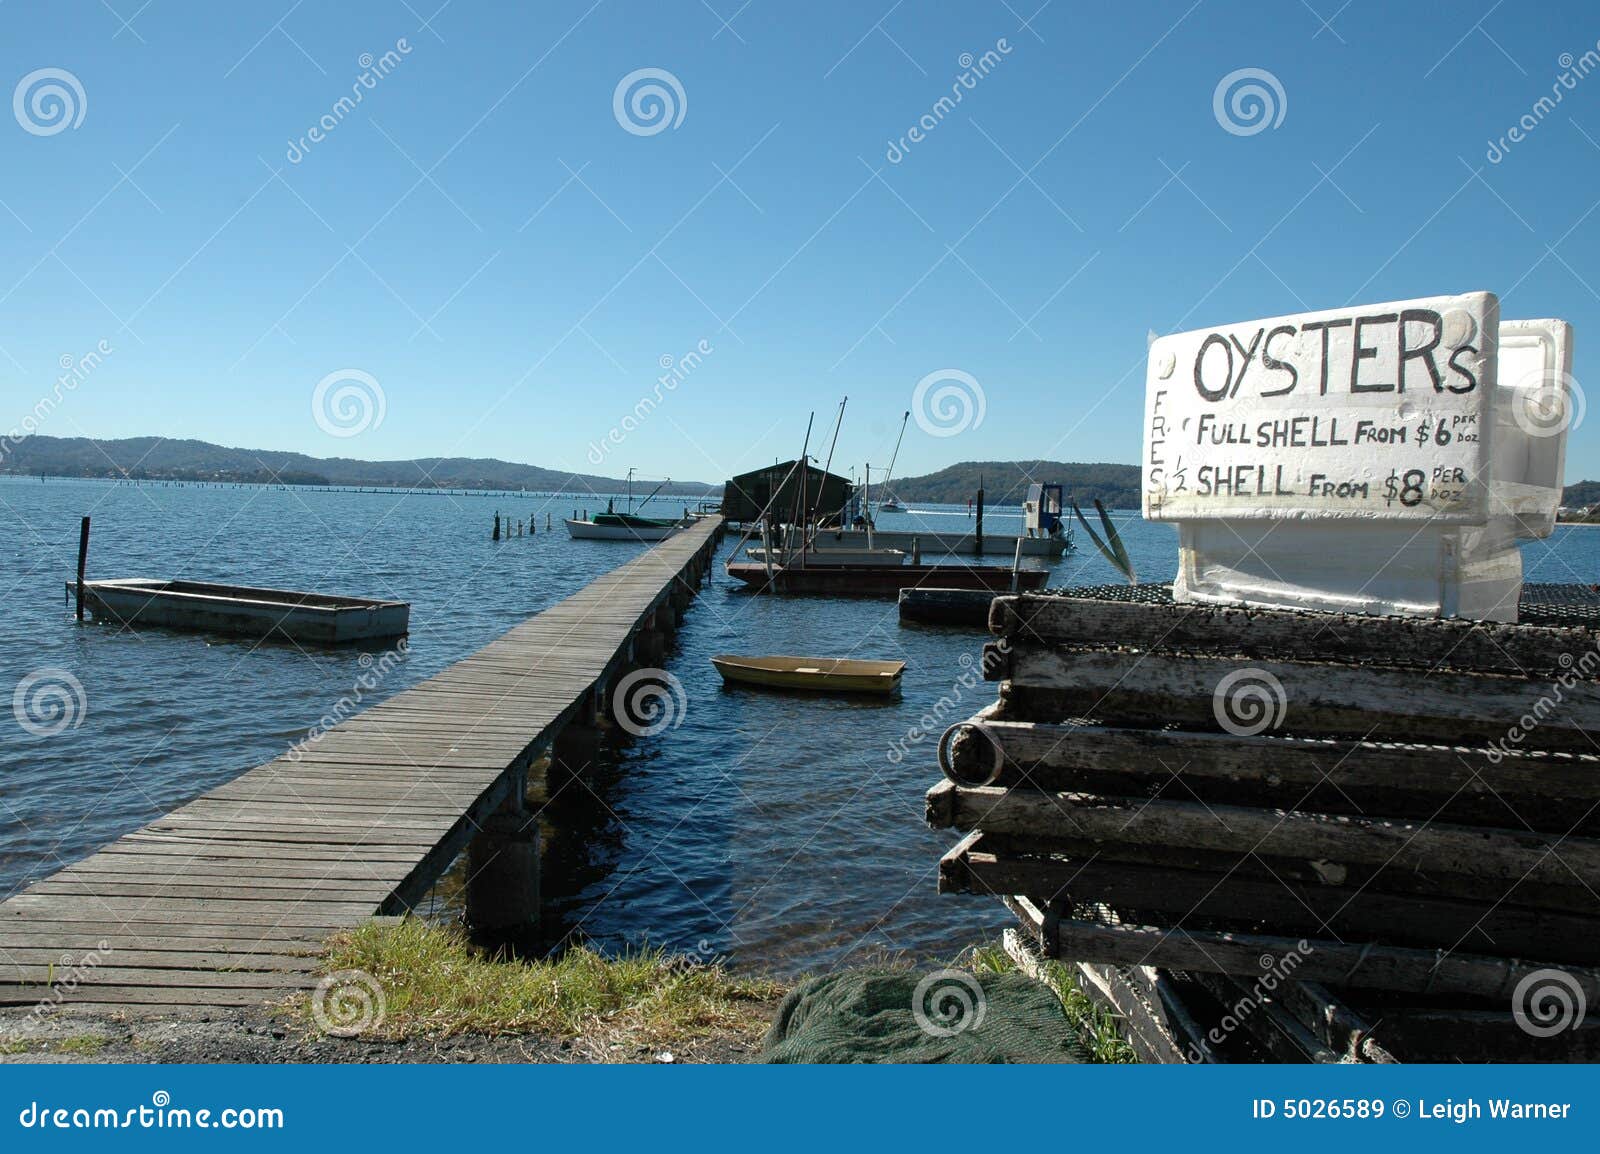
[1562,479,1600,509]
[0,436,717,495]
[888,461,1142,508]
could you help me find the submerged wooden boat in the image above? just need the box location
[725,561,1050,597]
[711,654,905,695]
[74,578,410,644]
[898,587,997,627]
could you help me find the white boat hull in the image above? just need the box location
[564,518,682,541]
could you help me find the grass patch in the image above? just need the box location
[963,942,1137,1063]
[299,920,783,1049]
[0,1038,30,1056]
[54,1035,108,1056]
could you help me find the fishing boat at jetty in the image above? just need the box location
[564,469,686,541]
[711,654,905,695]
[74,578,410,644]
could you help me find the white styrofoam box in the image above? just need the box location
[1492,318,1574,538]
[1144,292,1574,622]
[1171,519,1526,622]
[1144,291,1498,523]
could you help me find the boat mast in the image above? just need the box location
[793,413,814,565]
[639,476,672,508]
[880,410,910,510]
[815,395,847,540]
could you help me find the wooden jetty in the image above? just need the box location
[0,516,724,1014]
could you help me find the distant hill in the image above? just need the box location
[1563,479,1600,509]
[888,460,1142,509]
[0,436,719,496]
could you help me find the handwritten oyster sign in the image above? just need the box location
[1143,291,1498,522]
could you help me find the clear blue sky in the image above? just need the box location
[3,0,1599,484]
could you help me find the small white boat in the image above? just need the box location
[564,517,682,541]
[74,578,409,644]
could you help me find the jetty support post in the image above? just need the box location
[465,768,540,933]
[1010,539,1023,592]
[551,689,605,794]
[75,515,90,621]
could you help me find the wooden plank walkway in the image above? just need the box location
[0,517,723,1012]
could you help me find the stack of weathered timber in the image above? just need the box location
[929,586,1600,1062]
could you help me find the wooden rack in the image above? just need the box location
[930,587,1600,1062]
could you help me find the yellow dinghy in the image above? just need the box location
[710,654,905,696]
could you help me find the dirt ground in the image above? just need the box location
[0,1002,779,1065]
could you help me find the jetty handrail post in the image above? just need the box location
[75,515,90,621]
[1010,538,1023,592]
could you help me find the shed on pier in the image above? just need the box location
[720,460,854,524]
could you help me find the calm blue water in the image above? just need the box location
[3,475,1598,974]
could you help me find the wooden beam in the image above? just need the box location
[928,780,1600,891]
[994,647,1600,751]
[1045,916,1600,1001]
[990,593,1600,678]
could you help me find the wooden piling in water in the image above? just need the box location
[75,515,90,622]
